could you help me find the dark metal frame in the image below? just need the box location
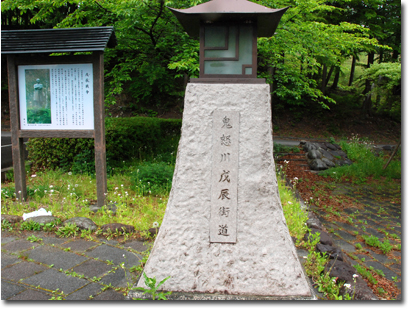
[198,21,258,81]
[7,53,107,206]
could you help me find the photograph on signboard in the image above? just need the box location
[25,69,51,124]
[18,63,94,130]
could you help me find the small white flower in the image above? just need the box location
[353,274,359,278]
[344,283,351,289]
[294,177,298,180]
[50,190,54,193]
[75,184,78,187]
[18,190,21,194]
[31,174,37,178]
[152,222,159,228]
[333,172,336,174]
[115,187,118,190]
[49,185,53,188]
[68,172,72,175]
[303,256,308,259]
[121,184,124,187]
[288,201,292,204]
[284,160,289,164]
[123,254,125,258]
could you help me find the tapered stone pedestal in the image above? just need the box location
[130,83,314,300]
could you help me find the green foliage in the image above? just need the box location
[132,272,172,300]
[56,223,80,238]
[362,234,393,254]
[1,220,13,232]
[319,135,401,181]
[354,62,401,119]
[353,264,378,285]
[20,220,42,231]
[27,108,51,124]
[27,235,43,243]
[27,117,181,172]
[131,162,174,196]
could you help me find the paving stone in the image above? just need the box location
[1,261,48,281]
[123,240,149,252]
[41,236,68,245]
[364,227,385,239]
[72,259,112,278]
[1,236,18,244]
[86,244,142,267]
[22,268,88,294]
[27,245,87,270]
[334,229,356,242]
[92,288,126,300]
[1,251,20,269]
[65,282,104,300]
[99,267,136,288]
[370,251,394,264]
[332,236,356,253]
[2,239,40,252]
[100,239,120,246]
[61,239,100,252]
[364,261,399,281]
[1,280,26,300]
[388,263,401,275]
[7,288,52,300]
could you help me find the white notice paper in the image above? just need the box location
[18,63,94,130]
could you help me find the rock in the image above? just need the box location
[319,148,335,161]
[304,228,333,246]
[326,260,378,300]
[299,140,307,145]
[382,145,393,151]
[328,149,348,159]
[316,243,344,261]
[101,223,135,234]
[335,158,353,167]
[306,213,322,230]
[1,214,22,223]
[322,157,336,168]
[325,142,338,151]
[303,142,318,152]
[307,149,322,160]
[308,159,328,171]
[26,216,58,224]
[90,202,117,215]
[147,227,159,236]
[64,217,97,231]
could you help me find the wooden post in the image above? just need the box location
[93,51,107,206]
[7,55,27,201]
[383,139,401,170]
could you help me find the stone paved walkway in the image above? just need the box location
[311,183,402,297]
[1,232,149,300]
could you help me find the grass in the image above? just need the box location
[1,159,172,232]
[319,134,401,182]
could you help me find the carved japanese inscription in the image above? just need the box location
[210,110,239,243]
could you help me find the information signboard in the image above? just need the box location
[18,64,94,130]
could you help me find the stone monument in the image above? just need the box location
[130,0,314,300]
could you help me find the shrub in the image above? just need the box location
[131,162,174,196]
[27,117,181,173]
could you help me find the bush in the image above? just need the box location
[131,162,174,196]
[27,117,181,173]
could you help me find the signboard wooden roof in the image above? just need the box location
[168,0,289,38]
[1,26,117,54]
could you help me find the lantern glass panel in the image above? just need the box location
[204,26,227,48]
[204,24,253,75]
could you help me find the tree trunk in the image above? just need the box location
[349,55,356,86]
[325,66,335,86]
[331,67,340,90]
[321,64,327,95]
[362,52,375,114]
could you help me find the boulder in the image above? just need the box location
[304,228,333,246]
[64,217,97,231]
[328,149,348,159]
[316,243,344,261]
[319,148,335,161]
[324,142,338,151]
[101,223,135,234]
[326,260,378,300]
[306,213,322,230]
[307,149,322,160]
[26,216,58,224]
[322,158,336,168]
[308,159,328,171]
[1,214,22,223]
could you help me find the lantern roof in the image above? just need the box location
[168,0,289,38]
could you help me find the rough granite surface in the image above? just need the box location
[135,83,312,297]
